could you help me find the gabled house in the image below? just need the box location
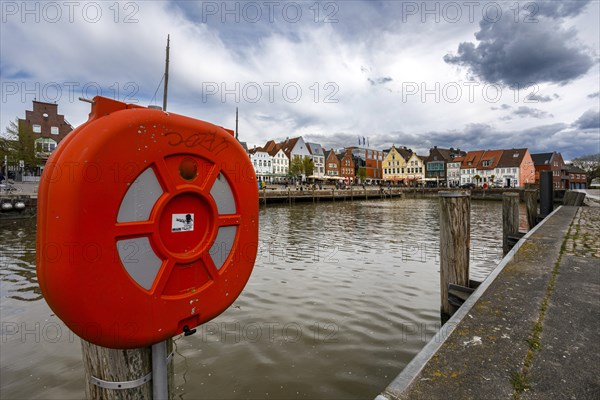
[324,149,340,176]
[565,165,588,189]
[424,146,466,186]
[249,147,273,183]
[266,145,289,182]
[461,149,534,188]
[338,149,355,180]
[531,152,567,189]
[460,150,486,185]
[382,145,412,182]
[18,100,74,163]
[306,142,325,178]
[405,153,426,185]
[278,136,312,181]
[447,156,463,188]
[475,149,503,186]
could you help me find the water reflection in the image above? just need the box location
[0,198,508,399]
[0,218,41,302]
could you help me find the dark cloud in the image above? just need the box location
[444,3,595,86]
[588,92,600,99]
[511,106,553,119]
[368,77,393,86]
[574,109,600,130]
[525,93,554,103]
[306,119,597,160]
[491,104,512,111]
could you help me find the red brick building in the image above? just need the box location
[324,149,340,176]
[565,165,588,189]
[18,100,73,162]
[531,152,567,189]
[347,147,384,181]
[338,149,355,181]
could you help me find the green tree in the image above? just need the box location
[289,156,303,177]
[357,167,367,182]
[302,157,314,177]
[5,118,38,170]
[474,174,481,186]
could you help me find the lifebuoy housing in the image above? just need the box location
[36,97,258,348]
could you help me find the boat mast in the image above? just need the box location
[163,35,170,111]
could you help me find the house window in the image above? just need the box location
[51,126,59,135]
[33,124,41,133]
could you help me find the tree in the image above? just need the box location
[302,157,314,177]
[357,167,367,182]
[5,118,39,170]
[572,154,600,174]
[289,156,303,177]
[474,174,481,186]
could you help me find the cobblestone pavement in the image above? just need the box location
[564,207,600,259]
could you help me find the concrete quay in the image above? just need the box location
[377,206,600,399]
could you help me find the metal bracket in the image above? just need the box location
[89,350,175,390]
[90,372,152,390]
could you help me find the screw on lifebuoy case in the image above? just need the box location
[36,96,259,349]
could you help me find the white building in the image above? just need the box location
[249,148,273,183]
[405,153,425,184]
[269,147,289,182]
[306,142,325,178]
[446,158,463,188]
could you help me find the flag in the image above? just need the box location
[363,136,366,146]
[358,136,361,145]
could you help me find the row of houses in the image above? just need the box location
[7,101,588,189]
[244,136,588,189]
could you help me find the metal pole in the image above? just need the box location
[152,341,168,400]
[539,170,553,217]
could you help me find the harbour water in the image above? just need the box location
[0,198,523,399]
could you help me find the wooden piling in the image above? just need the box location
[332,188,335,202]
[81,339,174,400]
[439,191,470,317]
[524,189,538,230]
[287,188,291,206]
[350,186,353,200]
[262,187,267,207]
[502,192,520,255]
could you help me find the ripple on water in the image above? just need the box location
[1,198,504,399]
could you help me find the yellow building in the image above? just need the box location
[383,146,410,182]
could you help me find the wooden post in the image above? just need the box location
[502,192,520,255]
[287,188,291,206]
[350,186,353,200]
[439,191,470,318]
[262,187,267,207]
[332,188,335,202]
[81,339,173,399]
[524,189,538,230]
[312,187,315,204]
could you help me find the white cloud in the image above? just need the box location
[1,1,598,158]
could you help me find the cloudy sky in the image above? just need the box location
[1,0,598,159]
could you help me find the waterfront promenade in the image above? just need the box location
[377,205,600,399]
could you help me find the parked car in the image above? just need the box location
[460,182,476,189]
